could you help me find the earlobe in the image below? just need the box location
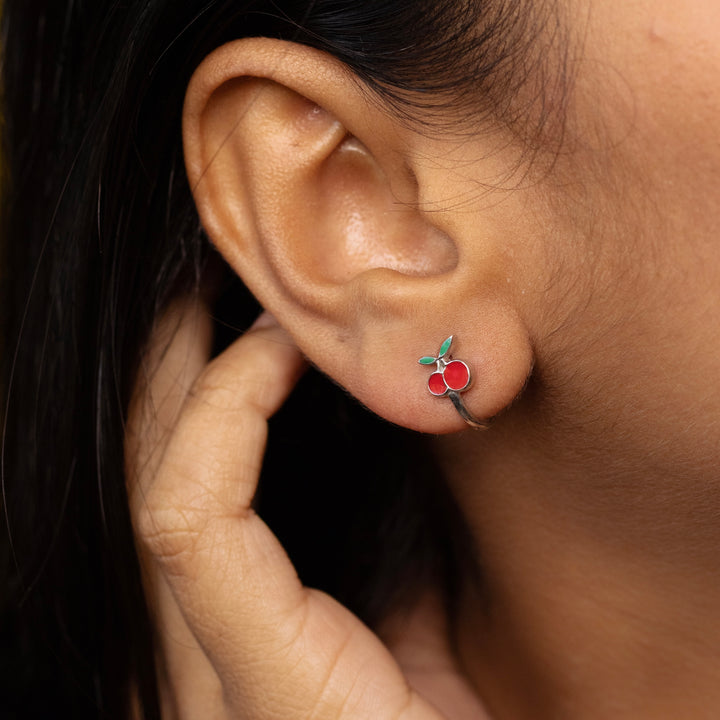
[183,37,535,434]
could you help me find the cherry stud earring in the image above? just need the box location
[418,335,491,429]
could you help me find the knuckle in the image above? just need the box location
[136,499,207,565]
[189,359,275,417]
[189,358,246,405]
[188,372,236,407]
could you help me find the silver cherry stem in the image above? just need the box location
[448,391,493,430]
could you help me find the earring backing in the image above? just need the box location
[418,335,491,430]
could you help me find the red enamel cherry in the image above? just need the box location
[428,372,447,396]
[444,360,470,391]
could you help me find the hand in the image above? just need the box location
[126,298,489,719]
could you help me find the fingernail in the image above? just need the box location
[249,311,279,331]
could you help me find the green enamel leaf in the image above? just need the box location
[439,335,453,358]
[418,356,436,365]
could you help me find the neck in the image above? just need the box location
[435,413,720,720]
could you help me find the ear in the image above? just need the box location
[183,38,533,433]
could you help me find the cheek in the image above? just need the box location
[582,0,720,191]
[589,1,720,309]
[533,1,720,470]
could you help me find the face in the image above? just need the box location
[183,5,720,473]
[508,0,720,479]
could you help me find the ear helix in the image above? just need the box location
[418,335,491,430]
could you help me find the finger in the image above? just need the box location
[126,297,227,716]
[126,297,214,499]
[134,315,443,719]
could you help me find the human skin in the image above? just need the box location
[127,304,492,719]
[127,1,720,718]
[440,2,720,717]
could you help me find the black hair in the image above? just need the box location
[0,1,554,718]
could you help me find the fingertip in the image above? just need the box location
[242,311,307,383]
[249,310,279,331]
[245,312,304,368]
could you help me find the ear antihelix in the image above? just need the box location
[418,335,491,429]
[183,38,533,437]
